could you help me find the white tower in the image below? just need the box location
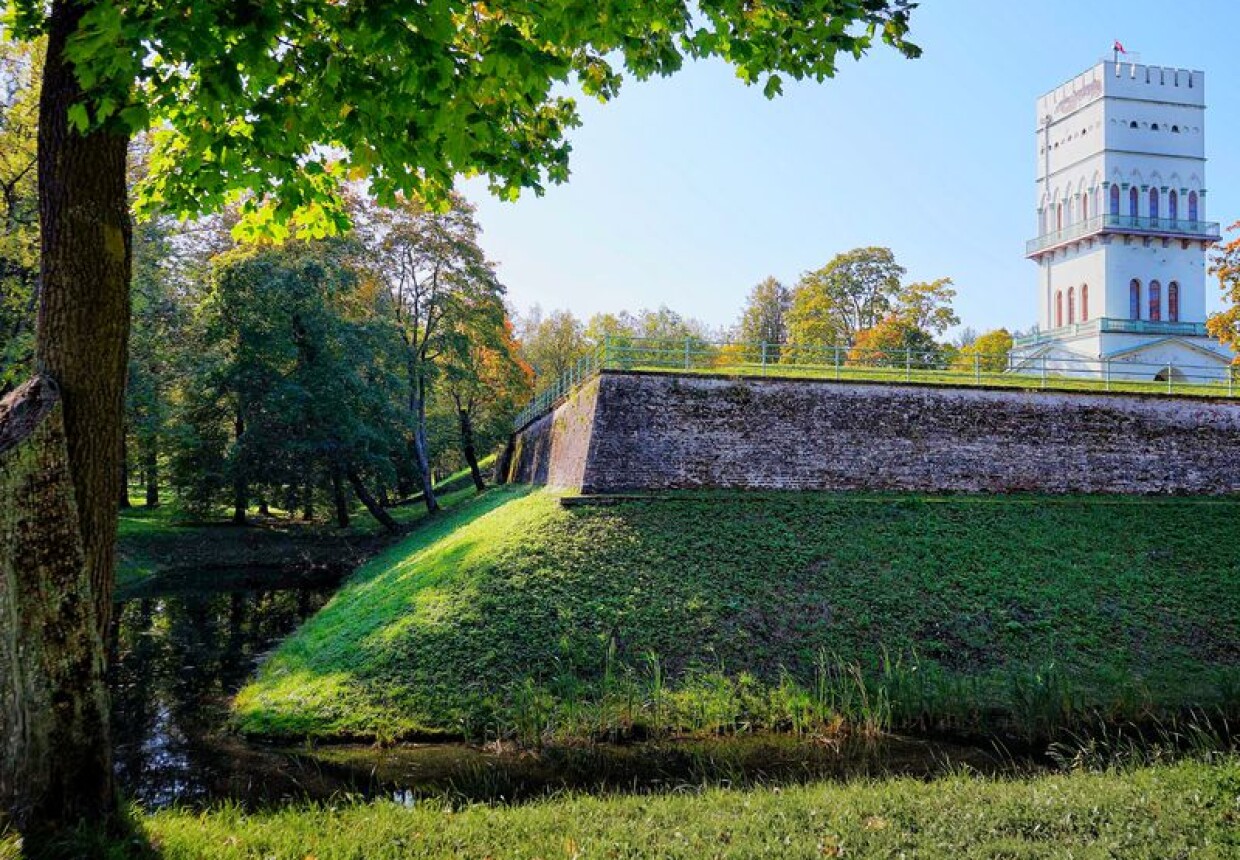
[1014,59,1231,380]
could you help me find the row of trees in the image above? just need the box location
[130,193,532,528]
[2,54,533,530]
[513,248,1017,389]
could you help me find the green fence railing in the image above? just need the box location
[512,336,1239,430]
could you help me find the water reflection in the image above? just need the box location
[109,574,1027,811]
[109,578,338,808]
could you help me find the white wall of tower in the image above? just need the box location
[1033,61,1209,331]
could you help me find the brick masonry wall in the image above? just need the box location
[510,371,1240,495]
[505,378,601,489]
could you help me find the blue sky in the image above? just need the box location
[462,0,1240,337]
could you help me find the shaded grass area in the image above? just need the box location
[6,758,1238,858]
[116,484,480,592]
[234,488,1240,743]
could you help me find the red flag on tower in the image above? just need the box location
[1113,40,1127,54]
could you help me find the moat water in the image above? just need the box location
[109,570,1030,810]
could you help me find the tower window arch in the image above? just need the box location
[1149,280,1162,321]
[1149,187,1160,221]
[1056,202,1064,231]
[1081,284,1089,322]
[1130,120,1139,129]
[1067,287,1076,324]
[1055,290,1064,328]
[1169,189,1178,221]
[1110,184,1120,215]
[1168,282,1180,321]
[1189,191,1199,221]
[1081,195,1088,221]
[1130,279,1141,320]
[1151,123,1160,131]
[1129,186,1139,218]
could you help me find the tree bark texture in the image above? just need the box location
[13,0,131,834]
[0,377,112,833]
[457,408,485,492]
[346,466,399,533]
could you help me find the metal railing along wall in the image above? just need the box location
[512,336,1239,429]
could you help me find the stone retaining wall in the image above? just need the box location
[507,371,1240,495]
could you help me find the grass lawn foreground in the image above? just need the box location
[2,756,1231,859]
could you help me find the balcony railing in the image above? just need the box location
[1026,214,1221,256]
[1012,317,1208,347]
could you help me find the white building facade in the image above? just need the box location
[1012,60,1231,381]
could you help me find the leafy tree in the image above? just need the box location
[362,193,504,514]
[847,315,942,369]
[788,247,907,346]
[737,276,792,345]
[518,307,590,380]
[124,163,184,509]
[1,0,920,835]
[0,37,38,394]
[736,276,792,363]
[1208,224,1240,355]
[954,328,1014,373]
[893,277,960,336]
[586,306,714,367]
[441,314,534,491]
[172,240,403,530]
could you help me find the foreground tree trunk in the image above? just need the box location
[0,381,113,837]
[346,465,399,533]
[1,0,132,836]
[457,407,486,492]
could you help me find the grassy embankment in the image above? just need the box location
[116,456,494,591]
[234,487,1240,744]
[4,757,1237,859]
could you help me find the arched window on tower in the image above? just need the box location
[1081,284,1089,322]
[1055,290,1063,328]
[1169,189,1178,222]
[1110,184,1120,215]
[1056,202,1063,231]
[1149,187,1160,222]
[1129,186,1139,218]
[1081,195,1089,222]
[1067,287,1076,324]
[1130,279,1141,320]
[1168,282,1180,321]
[1189,191,1199,222]
[1149,280,1162,321]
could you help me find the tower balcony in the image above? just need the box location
[1012,317,1210,348]
[1026,214,1221,258]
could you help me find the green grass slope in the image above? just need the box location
[234,488,1240,742]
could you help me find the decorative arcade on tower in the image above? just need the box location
[1012,58,1233,379]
